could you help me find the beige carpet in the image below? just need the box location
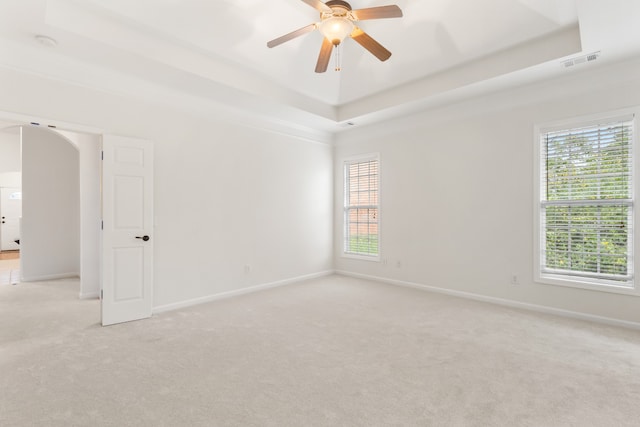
[1,275,640,427]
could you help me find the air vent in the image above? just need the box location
[562,51,600,68]
[339,121,356,128]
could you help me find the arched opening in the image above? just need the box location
[0,123,101,298]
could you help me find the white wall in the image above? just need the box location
[0,126,20,173]
[55,129,101,298]
[21,126,80,280]
[0,172,20,188]
[154,124,333,306]
[334,58,640,324]
[0,67,333,308]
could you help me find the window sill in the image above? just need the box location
[342,252,380,262]
[535,273,640,297]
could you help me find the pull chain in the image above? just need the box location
[334,44,342,71]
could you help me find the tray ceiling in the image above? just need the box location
[0,0,639,134]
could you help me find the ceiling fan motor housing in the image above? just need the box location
[323,0,353,16]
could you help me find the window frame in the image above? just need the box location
[534,108,640,296]
[342,153,381,261]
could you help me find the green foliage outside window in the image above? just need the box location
[543,122,631,281]
[348,235,379,255]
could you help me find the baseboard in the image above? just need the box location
[336,270,640,331]
[21,272,80,282]
[79,291,99,300]
[153,270,335,314]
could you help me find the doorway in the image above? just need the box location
[0,124,22,285]
[0,186,22,252]
[0,122,101,297]
[0,112,153,326]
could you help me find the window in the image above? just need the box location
[536,113,637,292]
[344,155,379,258]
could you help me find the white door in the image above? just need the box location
[101,135,154,326]
[0,187,21,251]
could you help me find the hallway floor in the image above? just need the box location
[0,253,20,285]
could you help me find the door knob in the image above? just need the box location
[135,235,150,241]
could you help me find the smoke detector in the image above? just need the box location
[34,35,58,48]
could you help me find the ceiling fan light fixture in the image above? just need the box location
[266,1,403,73]
[319,17,354,46]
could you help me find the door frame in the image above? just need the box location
[0,110,106,302]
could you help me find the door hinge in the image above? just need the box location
[101,220,103,230]
[101,151,104,160]
[101,289,103,299]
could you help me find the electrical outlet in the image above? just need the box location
[244,265,252,274]
[396,260,402,268]
[510,274,519,285]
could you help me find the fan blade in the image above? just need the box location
[350,27,392,61]
[267,24,317,48]
[301,0,332,14]
[352,5,403,20]
[315,38,333,73]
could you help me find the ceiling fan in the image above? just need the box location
[267,0,403,73]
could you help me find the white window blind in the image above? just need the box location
[344,157,379,257]
[540,117,634,286]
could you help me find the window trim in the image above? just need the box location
[533,108,640,296]
[342,153,381,262]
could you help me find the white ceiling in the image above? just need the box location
[0,0,639,135]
